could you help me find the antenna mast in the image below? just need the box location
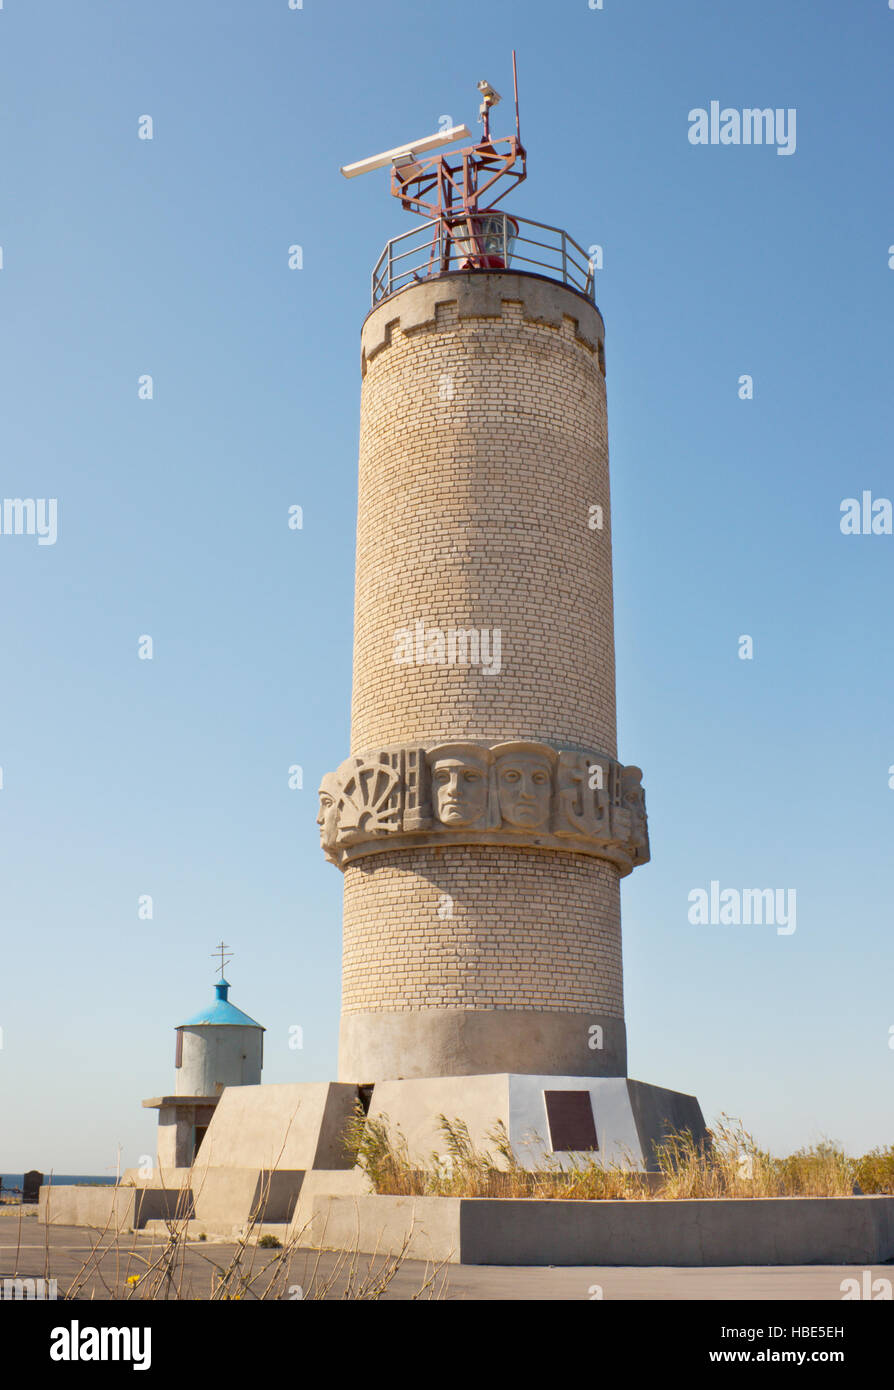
[341,52,527,276]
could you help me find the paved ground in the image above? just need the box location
[0,1209,886,1300]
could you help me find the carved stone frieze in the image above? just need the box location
[317,740,649,875]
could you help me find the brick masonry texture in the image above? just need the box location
[350,285,617,757]
[341,845,624,1017]
[341,276,628,1039]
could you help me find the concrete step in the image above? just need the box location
[140,1217,293,1243]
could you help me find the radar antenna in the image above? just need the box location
[340,51,527,276]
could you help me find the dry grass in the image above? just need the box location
[345,1106,894,1201]
[17,1108,892,1296]
[30,1107,447,1301]
[854,1147,894,1194]
[34,1171,445,1301]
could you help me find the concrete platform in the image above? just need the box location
[302,1193,894,1267]
[37,1081,369,1236]
[39,1183,192,1231]
[367,1073,707,1171]
[3,1209,888,1299]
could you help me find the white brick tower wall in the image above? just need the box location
[320,271,650,1083]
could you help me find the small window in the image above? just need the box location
[175,1028,183,1068]
[544,1090,599,1152]
[193,1126,208,1161]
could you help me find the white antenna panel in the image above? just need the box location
[340,125,471,179]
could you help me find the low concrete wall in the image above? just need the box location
[307,1195,462,1264]
[304,1194,894,1267]
[38,1169,305,1237]
[121,1167,193,1189]
[191,1168,305,1232]
[288,1168,371,1242]
[40,1186,136,1230]
[191,1169,259,1233]
[38,1185,193,1230]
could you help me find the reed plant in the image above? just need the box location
[346,1106,893,1201]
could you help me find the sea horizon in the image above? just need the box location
[1,1173,117,1190]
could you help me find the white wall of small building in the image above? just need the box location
[175,1025,263,1096]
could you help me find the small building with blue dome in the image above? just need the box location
[144,974,265,1171]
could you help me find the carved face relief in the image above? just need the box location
[318,740,647,874]
[316,772,341,849]
[622,774,643,808]
[620,767,647,840]
[492,743,556,830]
[497,750,553,822]
[427,746,491,828]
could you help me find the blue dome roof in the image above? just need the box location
[179,979,264,1030]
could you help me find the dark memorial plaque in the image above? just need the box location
[544,1091,599,1152]
[22,1170,43,1204]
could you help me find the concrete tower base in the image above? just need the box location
[40,1075,706,1248]
[172,1073,707,1196]
[365,1073,707,1173]
[339,1011,628,1083]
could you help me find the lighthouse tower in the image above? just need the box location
[320,60,705,1168]
[143,955,265,1171]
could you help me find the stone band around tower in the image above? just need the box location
[318,739,649,875]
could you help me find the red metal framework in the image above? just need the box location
[390,53,527,275]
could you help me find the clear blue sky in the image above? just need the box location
[1,0,892,1173]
